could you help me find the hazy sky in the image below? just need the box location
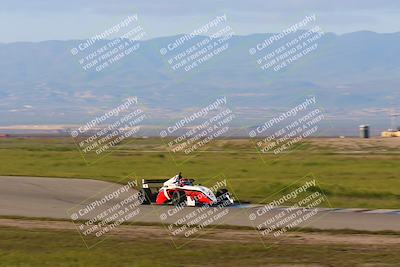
[1,0,400,42]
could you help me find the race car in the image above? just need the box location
[140,173,234,206]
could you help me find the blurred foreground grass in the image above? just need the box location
[0,225,399,267]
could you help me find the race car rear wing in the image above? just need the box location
[141,179,168,188]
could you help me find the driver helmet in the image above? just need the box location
[179,178,192,186]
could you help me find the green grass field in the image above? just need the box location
[0,224,399,267]
[0,137,399,209]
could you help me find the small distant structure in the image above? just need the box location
[381,111,400,137]
[359,125,370,138]
[381,128,400,137]
[0,134,10,138]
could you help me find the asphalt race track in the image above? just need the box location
[1,176,399,232]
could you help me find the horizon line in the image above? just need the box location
[1,30,400,45]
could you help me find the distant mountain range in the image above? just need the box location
[0,31,399,135]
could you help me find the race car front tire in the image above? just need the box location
[216,189,230,202]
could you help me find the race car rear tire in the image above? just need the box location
[140,188,152,205]
[171,190,185,206]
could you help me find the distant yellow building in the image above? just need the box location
[381,131,400,137]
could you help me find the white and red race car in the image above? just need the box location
[140,173,234,206]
